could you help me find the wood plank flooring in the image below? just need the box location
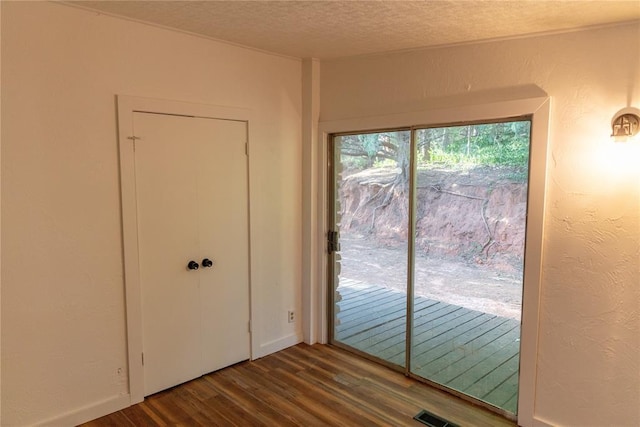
[334,279,521,414]
[82,344,515,427]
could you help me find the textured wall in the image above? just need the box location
[320,23,640,427]
[1,2,301,425]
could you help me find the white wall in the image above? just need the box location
[1,2,302,425]
[320,23,640,427]
[0,2,3,423]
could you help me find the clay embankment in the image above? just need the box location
[337,166,527,319]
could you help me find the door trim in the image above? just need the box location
[116,95,255,404]
[312,93,551,427]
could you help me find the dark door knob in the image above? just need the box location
[202,258,213,268]
[187,260,199,270]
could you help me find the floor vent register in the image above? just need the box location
[413,410,460,427]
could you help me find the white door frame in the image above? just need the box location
[117,95,255,404]
[311,94,551,427]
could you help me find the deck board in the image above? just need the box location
[338,299,407,333]
[410,317,513,373]
[418,321,518,381]
[355,304,465,361]
[346,299,440,346]
[334,281,521,415]
[338,292,406,322]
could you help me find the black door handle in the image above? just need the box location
[202,258,213,268]
[187,260,199,270]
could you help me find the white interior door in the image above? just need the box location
[133,112,250,396]
[194,118,251,374]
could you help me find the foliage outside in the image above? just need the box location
[338,121,531,179]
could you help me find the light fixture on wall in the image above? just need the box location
[611,111,640,142]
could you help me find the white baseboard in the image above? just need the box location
[34,394,130,427]
[254,332,303,359]
[532,416,555,427]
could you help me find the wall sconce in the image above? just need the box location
[611,112,640,142]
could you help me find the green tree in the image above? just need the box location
[338,120,530,176]
[339,131,411,180]
[420,121,530,167]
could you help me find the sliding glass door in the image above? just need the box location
[329,120,531,416]
[330,130,411,367]
[409,122,530,414]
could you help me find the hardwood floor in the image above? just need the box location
[82,344,516,427]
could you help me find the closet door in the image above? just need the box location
[133,112,249,396]
[196,118,250,375]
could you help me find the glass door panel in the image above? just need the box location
[329,120,531,417]
[330,130,411,368]
[410,121,531,415]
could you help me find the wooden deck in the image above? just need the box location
[334,279,521,414]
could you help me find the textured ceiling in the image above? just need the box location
[67,1,640,59]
